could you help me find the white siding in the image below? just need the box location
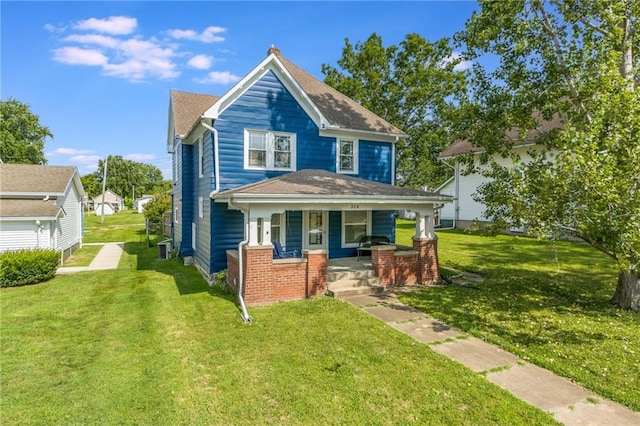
[0,221,53,252]
[57,184,83,251]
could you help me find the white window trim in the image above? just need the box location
[198,137,204,178]
[243,129,297,171]
[198,197,204,218]
[271,213,286,245]
[336,138,359,174]
[341,210,371,248]
[174,206,179,224]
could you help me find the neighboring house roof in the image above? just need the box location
[440,114,564,158]
[169,90,220,137]
[0,164,78,196]
[169,47,405,145]
[214,169,452,204]
[0,199,62,219]
[92,189,124,202]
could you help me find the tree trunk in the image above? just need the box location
[611,270,640,312]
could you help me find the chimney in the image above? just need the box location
[267,45,280,56]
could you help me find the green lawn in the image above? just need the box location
[61,244,103,267]
[396,220,640,412]
[1,236,556,424]
[83,209,146,243]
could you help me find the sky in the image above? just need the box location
[1,1,479,179]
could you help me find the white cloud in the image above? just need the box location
[441,52,472,72]
[70,154,102,164]
[125,153,156,161]
[74,16,137,35]
[49,147,96,156]
[63,34,120,49]
[196,70,241,85]
[167,26,226,43]
[44,23,66,33]
[52,47,108,66]
[188,54,214,70]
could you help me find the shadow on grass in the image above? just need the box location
[122,238,235,304]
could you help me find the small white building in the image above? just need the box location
[92,189,124,213]
[135,195,154,214]
[0,164,86,259]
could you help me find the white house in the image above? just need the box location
[92,189,124,213]
[0,164,86,259]
[135,195,154,214]
[437,116,562,229]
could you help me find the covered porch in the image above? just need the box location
[213,170,452,307]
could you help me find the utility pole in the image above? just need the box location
[100,155,109,224]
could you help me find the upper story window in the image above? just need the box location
[337,138,358,174]
[244,129,296,171]
[198,137,204,178]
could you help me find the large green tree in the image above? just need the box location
[458,0,639,310]
[322,33,467,189]
[92,155,165,201]
[0,98,52,164]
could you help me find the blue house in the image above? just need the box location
[168,47,451,309]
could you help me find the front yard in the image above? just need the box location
[0,237,555,425]
[396,221,640,412]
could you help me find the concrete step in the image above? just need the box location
[327,284,385,299]
[327,268,376,282]
[327,277,380,290]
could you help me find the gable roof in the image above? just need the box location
[169,90,220,138]
[0,199,62,220]
[0,164,79,196]
[440,114,565,158]
[214,169,451,204]
[170,48,405,144]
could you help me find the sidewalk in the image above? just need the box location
[343,292,640,426]
[57,242,124,274]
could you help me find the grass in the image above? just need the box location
[83,209,146,243]
[61,244,103,267]
[396,220,640,412]
[0,225,558,424]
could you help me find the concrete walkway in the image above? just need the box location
[343,292,640,426]
[57,242,124,274]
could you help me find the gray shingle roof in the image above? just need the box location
[440,114,565,158]
[0,164,76,194]
[0,199,61,218]
[215,169,442,198]
[170,90,220,137]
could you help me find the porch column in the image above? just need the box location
[248,215,260,246]
[414,206,435,240]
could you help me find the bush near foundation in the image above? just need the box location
[0,249,59,287]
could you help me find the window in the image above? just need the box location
[198,197,204,218]
[244,130,296,170]
[337,139,358,174]
[174,206,179,224]
[198,137,204,178]
[342,210,369,247]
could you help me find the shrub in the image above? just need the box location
[143,193,171,224]
[0,249,60,287]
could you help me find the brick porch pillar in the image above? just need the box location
[371,245,396,287]
[413,237,440,285]
[304,249,327,297]
[242,245,274,305]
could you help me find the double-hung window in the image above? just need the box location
[244,130,296,171]
[337,138,358,174]
[342,210,370,247]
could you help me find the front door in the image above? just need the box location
[304,210,327,249]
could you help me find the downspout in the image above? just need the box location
[228,199,253,323]
[200,119,221,197]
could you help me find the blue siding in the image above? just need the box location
[359,141,392,183]
[191,131,214,273]
[372,210,396,243]
[210,202,244,272]
[181,144,194,255]
[172,142,183,253]
[284,211,302,254]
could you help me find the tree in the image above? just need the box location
[80,173,101,200]
[322,33,468,189]
[0,98,52,164]
[143,193,171,223]
[458,0,640,311]
[93,155,164,200]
